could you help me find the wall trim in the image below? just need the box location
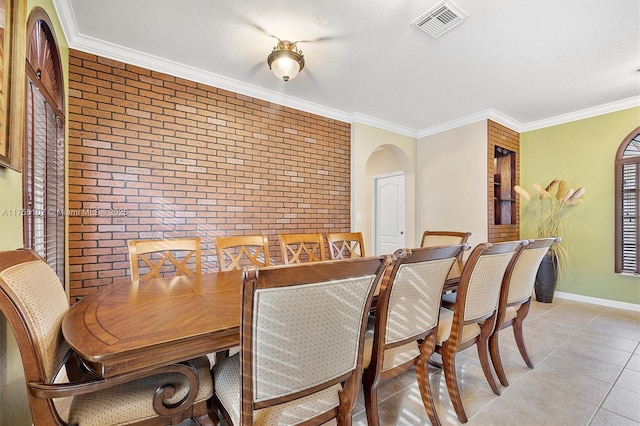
[555,291,640,312]
[520,96,640,132]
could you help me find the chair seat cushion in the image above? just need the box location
[436,308,481,345]
[68,356,212,425]
[504,305,518,322]
[214,353,341,425]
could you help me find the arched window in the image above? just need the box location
[22,8,65,283]
[615,126,640,274]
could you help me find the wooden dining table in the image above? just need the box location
[62,261,460,379]
[62,270,242,378]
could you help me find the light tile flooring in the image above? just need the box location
[349,297,640,426]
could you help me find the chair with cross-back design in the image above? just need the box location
[326,232,366,259]
[0,249,215,425]
[278,233,326,264]
[128,237,201,281]
[362,244,468,426]
[215,235,271,271]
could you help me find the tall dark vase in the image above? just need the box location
[534,251,558,303]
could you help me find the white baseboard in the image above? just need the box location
[554,291,640,312]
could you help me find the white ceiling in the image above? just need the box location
[53,0,640,136]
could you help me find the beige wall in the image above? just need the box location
[416,121,489,248]
[351,123,417,254]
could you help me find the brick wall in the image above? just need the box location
[67,50,351,302]
[487,120,520,242]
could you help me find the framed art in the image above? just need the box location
[0,0,26,170]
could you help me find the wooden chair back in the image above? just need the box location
[502,237,559,307]
[490,237,559,386]
[363,244,468,426]
[435,240,526,423]
[214,256,390,425]
[420,230,471,281]
[326,232,365,259]
[0,249,214,425]
[215,235,271,271]
[128,237,201,281]
[278,233,326,264]
[0,249,71,424]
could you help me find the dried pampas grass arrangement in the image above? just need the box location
[514,180,586,278]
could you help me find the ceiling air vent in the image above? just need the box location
[412,1,468,39]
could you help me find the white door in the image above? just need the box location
[374,173,405,255]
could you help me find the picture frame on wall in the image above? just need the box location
[0,0,26,170]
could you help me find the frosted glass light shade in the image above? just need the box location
[271,55,300,81]
[267,41,305,82]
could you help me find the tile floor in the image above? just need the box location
[348,297,640,426]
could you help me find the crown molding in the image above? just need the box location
[348,113,418,138]
[520,96,640,132]
[415,109,524,139]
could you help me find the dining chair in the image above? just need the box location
[215,234,271,271]
[421,230,472,282]
[0,249,215,425]
[278,232,326,264]
[362,244,469,426]
[128,237,201,281]
[326,231,366,259]
[433,240,526,423]
[211,256,390,425]
[490,237,560,386]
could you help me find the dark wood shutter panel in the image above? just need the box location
[617,130,640,275]
[25,78,64,282]
[621,162,639,273]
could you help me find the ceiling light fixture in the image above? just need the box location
[267,40,305,82]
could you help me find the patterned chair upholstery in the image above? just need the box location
[433,240,525,423]
[278,233,326,264]
[128,237,201,281]
[490,237,560,386]
[0,249,214,425]
[212,257,390,425]
[420,230,471,282]
[362,244,468,426]
[215,234,271,271]
[326,232,365,259]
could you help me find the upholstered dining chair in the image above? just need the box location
[433,240,526,423]
[211,256,390,425]
[278,232,326,264]
[0,249,214,425]
[215,234,271,271]
[362,244,468,426]
[421,230,472,282]
[490,237,560,386]
[128,237,201,281]
[326,232,366,259]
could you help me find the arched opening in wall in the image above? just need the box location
[365,144,413,255]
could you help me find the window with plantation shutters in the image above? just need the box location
[23,11,65,283]
[615,127,640,275]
